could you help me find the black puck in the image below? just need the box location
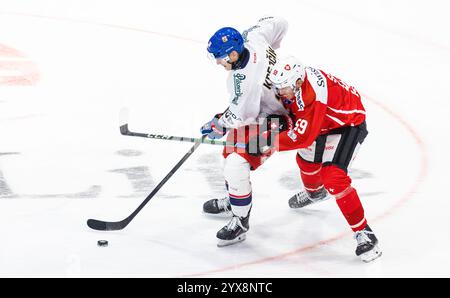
[97,240,108,247]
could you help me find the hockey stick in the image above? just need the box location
[118,107,246,148]
[86,135,206,231]
[120,123,246,148]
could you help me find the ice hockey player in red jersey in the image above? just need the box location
[260,56,382,262]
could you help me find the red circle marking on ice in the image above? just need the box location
[0,43,39,86]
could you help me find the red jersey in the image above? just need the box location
[276,67,366,151]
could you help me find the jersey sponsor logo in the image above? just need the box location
[287,129,298,141]
[306,67,325,87]
[263,46,277,90]
[232,73,246,105]
[223,108,241,125]
[295,89,305,111]
[234,73,246,80]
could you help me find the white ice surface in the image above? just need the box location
[0,0,449,277]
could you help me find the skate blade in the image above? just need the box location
[360,245,382,263]
[217,233,246,247]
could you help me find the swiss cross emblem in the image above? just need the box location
[284,64,291,70]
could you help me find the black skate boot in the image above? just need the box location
[355,225,382,262]
[288,187,330,209]
[203,197,232,216]
[216,215,250,247]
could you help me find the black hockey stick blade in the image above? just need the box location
[120,123,130,135]
[119,123,148,138]
[119,107,131,136]
[87,219,108,230]
[87,218,128,231]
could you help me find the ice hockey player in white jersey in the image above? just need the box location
[200,16,290,247]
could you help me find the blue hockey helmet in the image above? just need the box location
[207,27,244,59]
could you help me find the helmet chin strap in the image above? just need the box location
[231,48,250,70]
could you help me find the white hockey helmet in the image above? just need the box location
[269,56,306,91]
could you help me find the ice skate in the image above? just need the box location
[355,225,382,262]
[217,215,249,247]
[288,187,331,209]
[203,197,232,216]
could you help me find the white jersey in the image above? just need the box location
[218,16,289,129]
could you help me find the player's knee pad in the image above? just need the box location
[223,153,252,195]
